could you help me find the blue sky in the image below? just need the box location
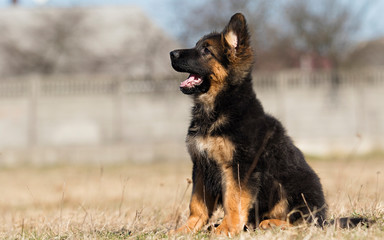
[0,0,178,35]
[1,0,384,42]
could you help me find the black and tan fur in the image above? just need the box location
[169,13,368,235]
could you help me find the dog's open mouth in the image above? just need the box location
[180,74,203,89]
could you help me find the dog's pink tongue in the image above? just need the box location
[180,74,202,88]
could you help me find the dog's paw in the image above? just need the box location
[259,219,291,230]
[214,225,232,236]
[213,219,241,236]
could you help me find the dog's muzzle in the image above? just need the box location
[170,50,180,60]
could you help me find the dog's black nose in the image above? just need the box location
[170,50,180,59]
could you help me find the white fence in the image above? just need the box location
[0,70,383,165]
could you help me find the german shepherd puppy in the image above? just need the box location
[170,13,367,235]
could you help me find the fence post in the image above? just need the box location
[113,77,124,143]
[28,77,39,146]
[276,72,286,123]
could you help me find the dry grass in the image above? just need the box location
[0,157,383,239]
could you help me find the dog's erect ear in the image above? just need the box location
[222,13,250,50]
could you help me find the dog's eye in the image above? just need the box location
[202,47,211,55]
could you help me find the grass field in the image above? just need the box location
[0,157,383,239]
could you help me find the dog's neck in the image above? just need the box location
[190,76,264,135]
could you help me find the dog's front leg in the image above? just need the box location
[214,165,252,236]
[171,168,215,234]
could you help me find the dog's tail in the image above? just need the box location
[325,217,373,228]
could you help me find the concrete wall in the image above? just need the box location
[0,72,383,165]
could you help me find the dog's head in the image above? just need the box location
[170,13,254,96]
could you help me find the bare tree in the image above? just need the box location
[34,9,91,74]
[283,0,371,69]
[255,30,301,70]
[0,8,90,76]
[170,0,378,71]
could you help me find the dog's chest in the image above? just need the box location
[187,134,235,165]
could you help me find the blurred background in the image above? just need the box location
[0,0,384,165]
